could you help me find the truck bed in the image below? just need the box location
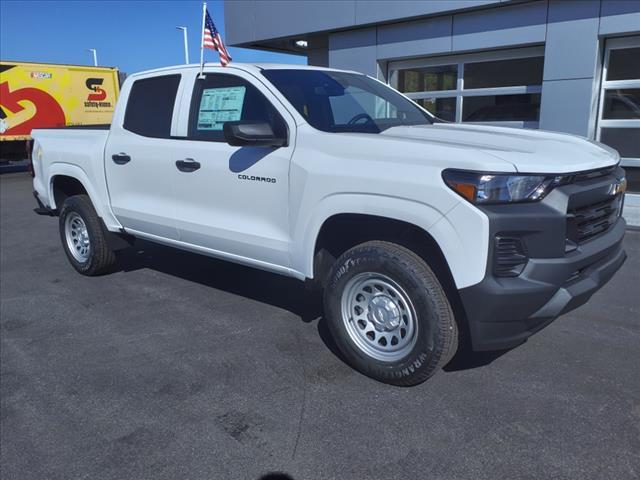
[31,128,118,229]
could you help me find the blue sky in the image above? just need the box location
[0,0,306,73]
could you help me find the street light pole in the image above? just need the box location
[87,49,98,66]
[176,26,189,64]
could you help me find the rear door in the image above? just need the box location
[105,72,184,239]
[170,68,295,270]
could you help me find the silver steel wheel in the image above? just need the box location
[340,273,418,362]
[64,212,91,263]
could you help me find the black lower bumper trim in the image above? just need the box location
[460,218,626,351]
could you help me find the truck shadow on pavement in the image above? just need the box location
[114,239,349,361]
[114,239,511,373]
[114,240,324,323]
[443,348,511,372]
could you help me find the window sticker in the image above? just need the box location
[197,86,246,130]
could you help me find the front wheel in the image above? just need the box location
[59,194,116,276]
[323,241,458,386]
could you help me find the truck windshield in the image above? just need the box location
[262,69,433,134]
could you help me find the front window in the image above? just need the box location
[261,69,433,134]
[188,73,286,142]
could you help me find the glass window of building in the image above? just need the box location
[597,36,640,193]
[389,47,543,128]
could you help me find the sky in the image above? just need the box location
[0,0,306,73]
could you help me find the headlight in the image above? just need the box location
[442,169,572,204]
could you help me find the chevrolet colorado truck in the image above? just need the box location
[31,64,627,386]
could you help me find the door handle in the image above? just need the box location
[175,158,201,172]
[112,153,131,165]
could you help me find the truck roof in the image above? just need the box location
[126,62,358,79]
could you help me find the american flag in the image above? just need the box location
[203,9,231,67]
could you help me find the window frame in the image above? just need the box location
[122,74,182,139]
[261,68,433,134]
[185,72,289,143]
[596,35,640,168]
[388,46,544,128]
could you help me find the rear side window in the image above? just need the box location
[123,74,181,137]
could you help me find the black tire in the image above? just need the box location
[58,194,116,276]
[323,241,458,386]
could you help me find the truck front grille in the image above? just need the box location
[567,195,622,244]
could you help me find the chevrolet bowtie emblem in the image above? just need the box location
[608,178,627,196]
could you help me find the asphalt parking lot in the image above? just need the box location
[1,172,639,480]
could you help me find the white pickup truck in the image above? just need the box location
[31,63,627,385]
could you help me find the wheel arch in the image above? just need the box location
[46,163,121,230]
[294,193,488,290]
[294,194,446,280]
[51,175,88,210]
[311,213,459,300]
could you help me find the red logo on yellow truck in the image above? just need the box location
[84,77,112,108]
[86,78,107,101]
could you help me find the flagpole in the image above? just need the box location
[199,2,206,78]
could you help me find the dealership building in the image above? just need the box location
[226,0,640,215]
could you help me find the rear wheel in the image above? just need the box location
[59,194,116,275]
[323,241,458,386]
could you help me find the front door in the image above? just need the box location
[171,70,295,269]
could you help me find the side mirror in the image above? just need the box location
[223,122,286,147]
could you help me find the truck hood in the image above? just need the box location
[379,123,619,174]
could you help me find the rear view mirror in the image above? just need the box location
[223,122,286,147]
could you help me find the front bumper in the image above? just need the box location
[459,166,627,351]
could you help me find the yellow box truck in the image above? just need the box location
[0,61,120,161]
